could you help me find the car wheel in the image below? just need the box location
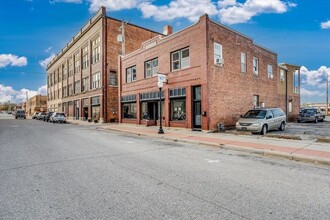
[279,122,285,131]
[315,118,318,123]
[297,120,301,123]
[260,125,267,135]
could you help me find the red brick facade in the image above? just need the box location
[119,14,300,130]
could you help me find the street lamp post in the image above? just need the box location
[158,84,164,134]
[157,73,166,134]
[326,72,329,116]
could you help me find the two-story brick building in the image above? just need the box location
[47,7,159,122]
[119,14,300,130]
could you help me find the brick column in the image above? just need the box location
[99,94,104,123]
[88,97,92,121]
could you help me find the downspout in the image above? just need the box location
[102,8,108,123]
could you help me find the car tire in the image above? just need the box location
[279,122,285,131]
[297,120,301,123]
[260,125,267,135]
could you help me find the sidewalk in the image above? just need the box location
[67,120,330,166]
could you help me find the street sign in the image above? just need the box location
[157,73,166,83]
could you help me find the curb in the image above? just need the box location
[100,127,330,167]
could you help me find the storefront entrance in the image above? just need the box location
[193,86,202,129]
[141,101,158,121]
[83,107,88,121]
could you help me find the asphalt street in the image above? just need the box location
[1,116,330,219]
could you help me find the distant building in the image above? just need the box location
[118,14,298,130]
[27,95,47,115]
[46,7,160,122]
[277,63,301,121]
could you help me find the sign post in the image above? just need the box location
[157,73,166,134]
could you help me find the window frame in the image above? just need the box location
[267,64,273,79]
[171,47,190,71]
[253,57,259,76]
[241,52,246,73]
[214,43,223,65]
[145,58,158,78]
[126,66,137,83]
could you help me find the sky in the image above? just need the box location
[0,0,329,104]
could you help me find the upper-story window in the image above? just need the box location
[145,58,158,78]
[280,69,285,81]
[62,63,67,80]
[92,72,101,89]
[82,45,89,69]
[74,53,80,74]
[82,77,89,92]
[54,71,58,84]
[68,84,73,96]
[214,43,223,65]
[75,80,81,94]
[68,58,73,77]
[253,57,259,76]
[293,70,299,94]
[267,65,273,79]
[92,36,100,64]
[109,71,117,86]
[126,66,136,83]
[241,52,246,73]
[171,47,190,71]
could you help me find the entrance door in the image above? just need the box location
[193,86,202,129]
[147,102,158,121]
[76,107,79,120]
[83,107,88,120]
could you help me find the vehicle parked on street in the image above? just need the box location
[236,108,286,135]
[15,110,26,119]
[297,108,324,123]
[49,112,66,123]
[44,112,54,122]
[37,112,47,120]
[32,112,40,119]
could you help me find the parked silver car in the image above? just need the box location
[50,112,66,123]
[297,108,324,123]
[236,108,286,135]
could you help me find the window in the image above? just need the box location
[280,69,285,81]
[253,57,258,76]
[82,45,89,69]
[171,47,190,71]
[68,84,73,96]
[92,36,100,64]
[171,99,186,121]
[75,80,80,94]
[241,52,246,73]
[69,58,73,76]
[253,95,259,108]
[267,65,273,79]
[109,71,117,86]
[63,63,67,79]
[145,58,158,78]
[126,66,136,83]
[122,103,137,119]
[214,43,223,65]
[54,71,58,84]
[293,70,299,94]
[62,86,67,97]
[74,53,80,73]
[92,72,101,89]
[82,77,89,92]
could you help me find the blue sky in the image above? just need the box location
[0,0,329,104]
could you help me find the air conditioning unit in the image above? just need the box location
[215,58,224,65]
[117,34,123,43]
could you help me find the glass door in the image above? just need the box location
[193,86,202,129]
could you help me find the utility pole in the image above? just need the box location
[327,72,329,116]
[118,19,128,56]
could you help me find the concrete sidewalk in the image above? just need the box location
[68,120,330,166]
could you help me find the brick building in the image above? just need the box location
[47,7,159,122]
[277,63,301,121]
[119,14,300,130]
[27,95,47,116]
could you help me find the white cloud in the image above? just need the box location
[219,0,296,25]
[300,66,330,89]
[88,0,140,12]
[51,0,82,3]
[0,54,28,68]
[139,0,218,22]
[0,84,47,103]
[45,47,52,53]
[39,54,55,69]
[321,20,330,29]
[218,0,236,8]
[300,88,323,97]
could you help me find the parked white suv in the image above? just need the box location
[236,108,286,135]
[50,112,66,123]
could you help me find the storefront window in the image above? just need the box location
[171,99,186,121]
[122,103,137,119]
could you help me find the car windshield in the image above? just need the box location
[56,113,65,117]
[243,110,267,119]
[303,109,316,114]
